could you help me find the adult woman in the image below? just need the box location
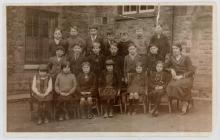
[165,43,195,115]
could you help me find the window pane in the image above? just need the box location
[26,24,33,37]
[33,24,38,37]
[25,9,58,64]
[102,17,107,24]
[124,6,130,12]
[140,6,147,10]
[147,6,155,10]
[131,6,137,11]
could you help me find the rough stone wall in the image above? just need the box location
[173,6,213,98]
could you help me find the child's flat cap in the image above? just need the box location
[39,64,48,71]
[105,59,114,65]
[56,46,65,51]
[89,25,98,30]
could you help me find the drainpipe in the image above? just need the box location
[171,6,175,46]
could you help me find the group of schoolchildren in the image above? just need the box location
[32,24,171,125]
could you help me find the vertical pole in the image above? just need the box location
[156,4,160,26]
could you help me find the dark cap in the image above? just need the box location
[89,25,98,30]
[81,61,90,67]
[136,62,143,67]
[105,59,114,65]
[56,45,65,51]
[39,64,48,71]
[70,26,78,30]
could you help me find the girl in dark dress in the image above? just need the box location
[148,61,169,117]
[165,43,195,115]
[127,62,148,115]
[77,61,96,119]
[99,59,120,118]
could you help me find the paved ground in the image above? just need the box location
[7,100,212,132]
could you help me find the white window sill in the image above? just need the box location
[24,64,39,70]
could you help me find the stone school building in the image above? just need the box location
[7,6,213,99]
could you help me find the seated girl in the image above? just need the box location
[99,59,120,118]
[32,64,53,125]
[148,61,169,117]
[127,62,147,115]
[77,61,96,119]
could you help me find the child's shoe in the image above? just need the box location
[37,118,43,125]
[103,112,108,118]
[150,107,156,116]
[58,115,64,121]
[132,110,136,115]
[153,110,159,117]
[65,113,70,120]
[44,117,49,124]
[108,110,113,118]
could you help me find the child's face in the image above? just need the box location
[155,25,162,35]
[150,46,158,54]
[73,45,82,54]
[63,65,70,74]
[156,63,163,72]
[56,49,64,57]
[39,71,47,77]
[70,28,78,36]
[136,66,143,73]
[172,45,181,56]
[110,45,118,55]
[135,29,143,37]
[121,33,128,41]
[82,65,90,74]
[128,45,137,55]
[54,30,62,39]
[107,34,114,41]
[89,29,97,36]
[92,43,101,54]
[106,65,113,72]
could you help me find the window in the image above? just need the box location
[94,16,108,25]
[121,5,155,15]
[139,5,155,13]
[122,5,138,15]
[25,8,58,64]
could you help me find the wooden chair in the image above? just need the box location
[124,91,147,114]
[52,94,80,120]
[29,79,54,121]
[100,89,123,115]
[148,93,172,113]
[168,72,196,112]
[89,97,100,118]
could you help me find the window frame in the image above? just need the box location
[122,5,138,15]
[24,8,58,65]
[139,5,155,13]
[121,5,155,15]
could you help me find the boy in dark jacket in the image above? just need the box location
[69,43,85,75]
[88,41,105,96]
[66,26,86,56]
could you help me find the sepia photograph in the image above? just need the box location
[5,2,214,135]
